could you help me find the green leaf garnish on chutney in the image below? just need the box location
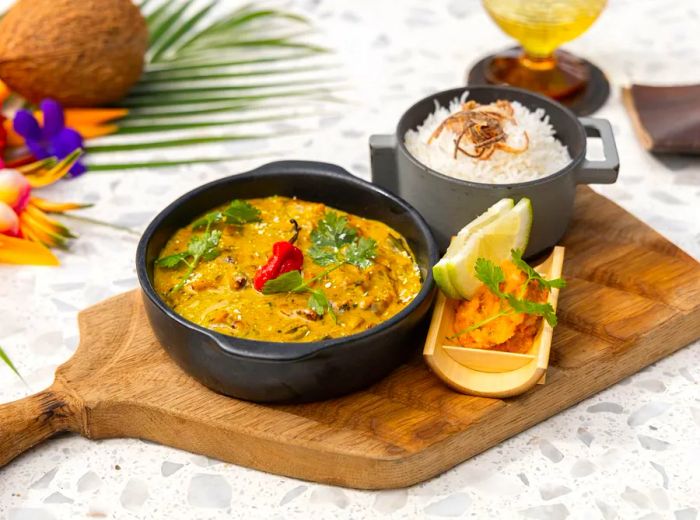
[450,249,566,339]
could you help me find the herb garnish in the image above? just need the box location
[450,249,566,339]
[156,199,260,293]
[262,211,378,318]
[262,270,335,319]
[192,199,261,229]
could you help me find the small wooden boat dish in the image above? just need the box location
[424,246,565,398]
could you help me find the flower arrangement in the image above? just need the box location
[0,151,86,265]
[0,0,335,377]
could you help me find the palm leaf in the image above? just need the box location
[87,133,295,153]
[134,64,334,86]
[86,150,290,171]
[115,111,328,134]
[143,51,321,75]
[0,344,25,383]
[86,0,339,172]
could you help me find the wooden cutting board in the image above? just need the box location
[1,187,699,489]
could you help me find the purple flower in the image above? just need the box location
[13,99,86,177]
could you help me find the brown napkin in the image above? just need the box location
[622,84,700,154]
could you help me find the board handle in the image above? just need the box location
[0,383,81,467]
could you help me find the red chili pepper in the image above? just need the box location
[253,220,304,291]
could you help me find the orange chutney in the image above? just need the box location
[453,260,548,353]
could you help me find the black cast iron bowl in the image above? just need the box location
[370,85,620,255]
[136,161,439,403]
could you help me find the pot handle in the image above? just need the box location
[369,134,399,194]
[577,117,620,185]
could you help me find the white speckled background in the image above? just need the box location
[1,0,699,518]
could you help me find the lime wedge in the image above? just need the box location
[433,199,514,298]
[432,198,532,299]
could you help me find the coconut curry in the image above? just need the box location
[153,196,422,342]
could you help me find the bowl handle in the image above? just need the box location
[576,118,620,185]
[369,134,399,194]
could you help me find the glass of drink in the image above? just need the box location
[481,0,607,99]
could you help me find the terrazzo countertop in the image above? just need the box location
[1,0,699,518]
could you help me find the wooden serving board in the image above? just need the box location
[1,187,699,489]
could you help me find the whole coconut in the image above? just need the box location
[0,0,148,107]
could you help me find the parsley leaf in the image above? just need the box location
[191,211,222,230]
[262,270,305,294]
[308,211,377,269]
[189,229,221,259]
[155,252,189,268]
[344,237,377,269]
[262,273,336,320]
[308,290,333,318]
[192,200,261,229]
[307,244,338,267]
[474,257,505,297]
[505,294,558,327]
[310,211,357,250]
[223,200,262,225]
[511,249,566,289]
[157,228,222,294]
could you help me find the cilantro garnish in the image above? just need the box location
[192,199,261,229]
[261,270,336,321]
[261,270,305,293]
[156,227,222,293]
[310,211,357,251]
[308,211,377,268]
[511,249,567,290]
[450,250,566,339]
[157,199,260,293]
[262,211,377,319]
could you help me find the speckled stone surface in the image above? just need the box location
[1,0,699,518]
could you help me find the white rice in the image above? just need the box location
[404,92,571,184]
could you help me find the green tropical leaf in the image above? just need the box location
[83,0,339,171]
[86,133,284,153]
[143,51,322,75]
[121,100,299,119]
[114,111,329,134]
[85,152,288,171]
[0,344,25,383]
[123,78,343,100]
[134,64,334,87]
[150,1,217,61]
[148,0,196,50]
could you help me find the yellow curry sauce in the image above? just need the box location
[154,196,422,342]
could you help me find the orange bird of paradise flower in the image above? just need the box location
[0,150,89,265]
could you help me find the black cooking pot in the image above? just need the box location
[136,161,438,403]
[370,86,620,255]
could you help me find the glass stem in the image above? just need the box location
[519,51,557,71]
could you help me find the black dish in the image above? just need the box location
[136,161,439,403]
